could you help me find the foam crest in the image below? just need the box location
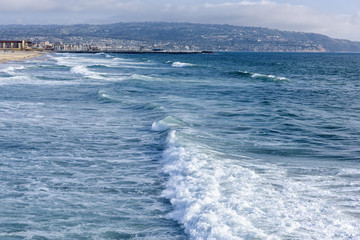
[251,73,289,81]
[70,65,104,79]
[113,58,153,66]
[94,52,113,58]
[236,70,252,77]
[131,74,154,81]
[230,70,289,81]
[55,56,75,67]
[0,75,77,86]
[97,89,122,103]
[55,55,117,68]
[172,62,195,68]
[1,65,25,75]
[151,116,186,132]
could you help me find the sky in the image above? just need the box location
[0,0,359,41]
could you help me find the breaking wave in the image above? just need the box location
[70,65,105,79]
[151,116,360,240]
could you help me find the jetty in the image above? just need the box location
[54,50,213,54]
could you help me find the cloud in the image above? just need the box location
[0,0,359,41]
[153,1,360,41]
[0,0,139,11]
[0,0,57,11]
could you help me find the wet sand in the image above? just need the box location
[0,51,43,64]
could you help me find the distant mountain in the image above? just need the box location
[1,22,360,52]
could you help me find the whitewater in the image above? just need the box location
[0,52,359,239]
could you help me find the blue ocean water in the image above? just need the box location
[0,52,360,239]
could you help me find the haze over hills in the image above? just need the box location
[1,22,360,52]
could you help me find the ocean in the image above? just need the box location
[0,52,359,239]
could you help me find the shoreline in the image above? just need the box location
[0,51,44,64]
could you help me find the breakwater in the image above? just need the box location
[54,50,213,54]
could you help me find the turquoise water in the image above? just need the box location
[0,52,360,239]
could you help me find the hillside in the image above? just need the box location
[1,22,360,52]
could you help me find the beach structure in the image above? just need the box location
[0,40,32,51]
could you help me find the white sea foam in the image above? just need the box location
[0,75,77,86]
[98,89,110,99]
[55,56,75,67]
[113,58,154,66]
[56,55,155,73]
[55,55,116,68]
[151,116,185,132]
[54,55,136,81]
[251,73,289,81]
[131,74,154,81]
[70,65,105,79]
[94,52,112,58]
[237,70,251,75]
[97,89,118,102]
[1,65,25,75]
[234,70,289,81]
[153,118,360,240]
[172,62,194,68]
[160,130,270,239]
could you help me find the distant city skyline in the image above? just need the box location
[0,0,359,41]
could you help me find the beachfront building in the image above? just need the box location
[0,40,33,51]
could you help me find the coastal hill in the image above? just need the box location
[1,22,360,52]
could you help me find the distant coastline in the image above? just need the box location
[1,22,360,53]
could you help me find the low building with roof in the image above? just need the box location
[0,40,33,51]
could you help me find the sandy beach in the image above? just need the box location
[0,51,43,64]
